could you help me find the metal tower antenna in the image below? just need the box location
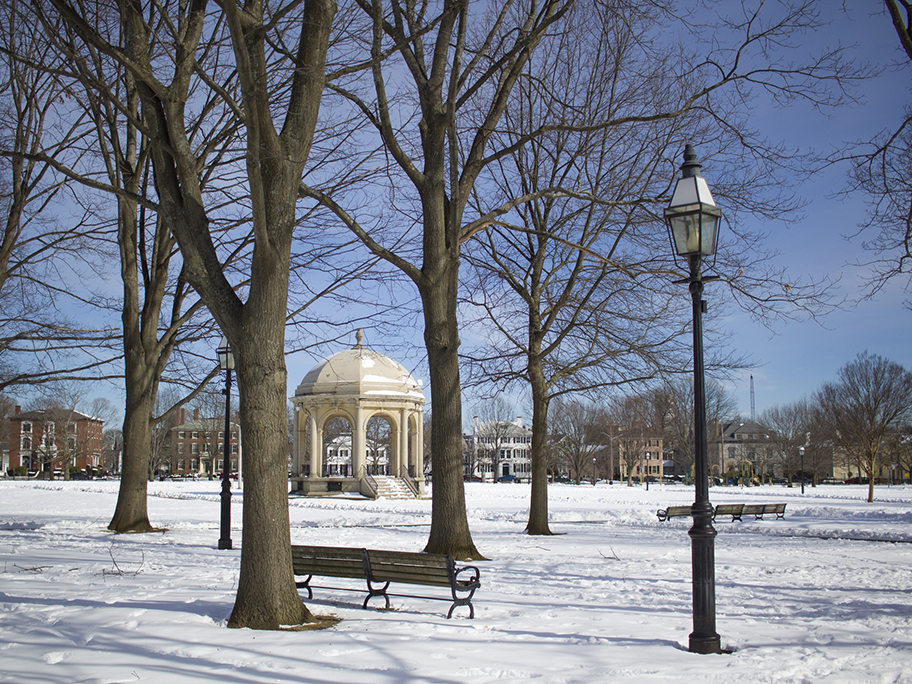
[750,375,755,422]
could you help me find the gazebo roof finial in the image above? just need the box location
[355,329,364,348]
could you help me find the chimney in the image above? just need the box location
[179,408,186,425]
[193,408,199,421]
[15,405,20,415]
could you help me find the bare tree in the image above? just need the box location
[473,397,517,483]
[655,378,738,479]
[844,1,912,306]
[550,398,602,485]
[608,394,653,487]
[39,0,336,629]
[0,1,118,391]
[300,0,571,559]
[815,352,912,502]
[459,0,856,533]
[760,400,812,484]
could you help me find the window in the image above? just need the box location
[178,443,184,453]
[178,431,185,439]
[217,459,224,471]
[191,458,199,470]
[231,460,237,470]
[178,459,185,470]
[191,444,199,454]
[21,422,31,433]
[232,444,238,453]
[21,436,31,450]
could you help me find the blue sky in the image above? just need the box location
[715,3,912,416]
[279,4,912,425]
[62,2,904,427]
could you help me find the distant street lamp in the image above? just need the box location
[216,335,234,551]
[799,446,806,494]
[664,144,723,655]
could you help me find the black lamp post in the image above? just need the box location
[216,335,234,551]
[664,144,723,655]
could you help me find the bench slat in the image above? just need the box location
[657,505,691,521]
[713,504,743,522]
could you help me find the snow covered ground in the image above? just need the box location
[1,479,910,683]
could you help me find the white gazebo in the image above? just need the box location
[290,330,426,498]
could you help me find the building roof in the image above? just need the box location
[11,408,101,424]
[722,420,773,440]
[294,330,425,402]
[173,419,239,431]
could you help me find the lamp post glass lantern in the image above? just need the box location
[664,144,723,655]
[217,335,234,550]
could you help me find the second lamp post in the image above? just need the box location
[664,144,723,655]
[216,335,234,551]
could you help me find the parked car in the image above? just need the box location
[821,477,844,485]
[845,476,870,484]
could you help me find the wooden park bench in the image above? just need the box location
[740,504,767,519]
[762,503,787,519]
[659,502,786,523]
[656,505,691,522]
[291,545,481,618]
[712,503,744,522]
[738,503,787,520]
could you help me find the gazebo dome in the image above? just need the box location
[295,330,424,401]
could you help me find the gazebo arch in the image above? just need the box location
[290,330,426,498]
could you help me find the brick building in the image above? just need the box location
[164,407,240,478]
[8,405,104,474]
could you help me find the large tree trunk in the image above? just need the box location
[419,250,483,561]
[109,190,158,533]
[109,382,156,532]
[228,303,313,628]
[526,345,553,535]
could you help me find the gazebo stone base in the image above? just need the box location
[290,476,375,498]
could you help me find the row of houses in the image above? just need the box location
[461,418,860,484]
[3,405,241,479]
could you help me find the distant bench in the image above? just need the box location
[291,545,481,618]
[657,503,787,522]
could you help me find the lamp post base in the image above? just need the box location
[689,503,720,654]
[689,633,722,655]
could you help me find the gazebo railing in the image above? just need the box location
[361,466,378,498]
[401,475,419,498]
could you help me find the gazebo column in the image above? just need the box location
[399,408,409,477]
[415,410,425,489]
[309,411,320,478]
[353,405,365,478]
[292,406,304,476]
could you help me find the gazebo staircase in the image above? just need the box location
[370,475,420,500]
